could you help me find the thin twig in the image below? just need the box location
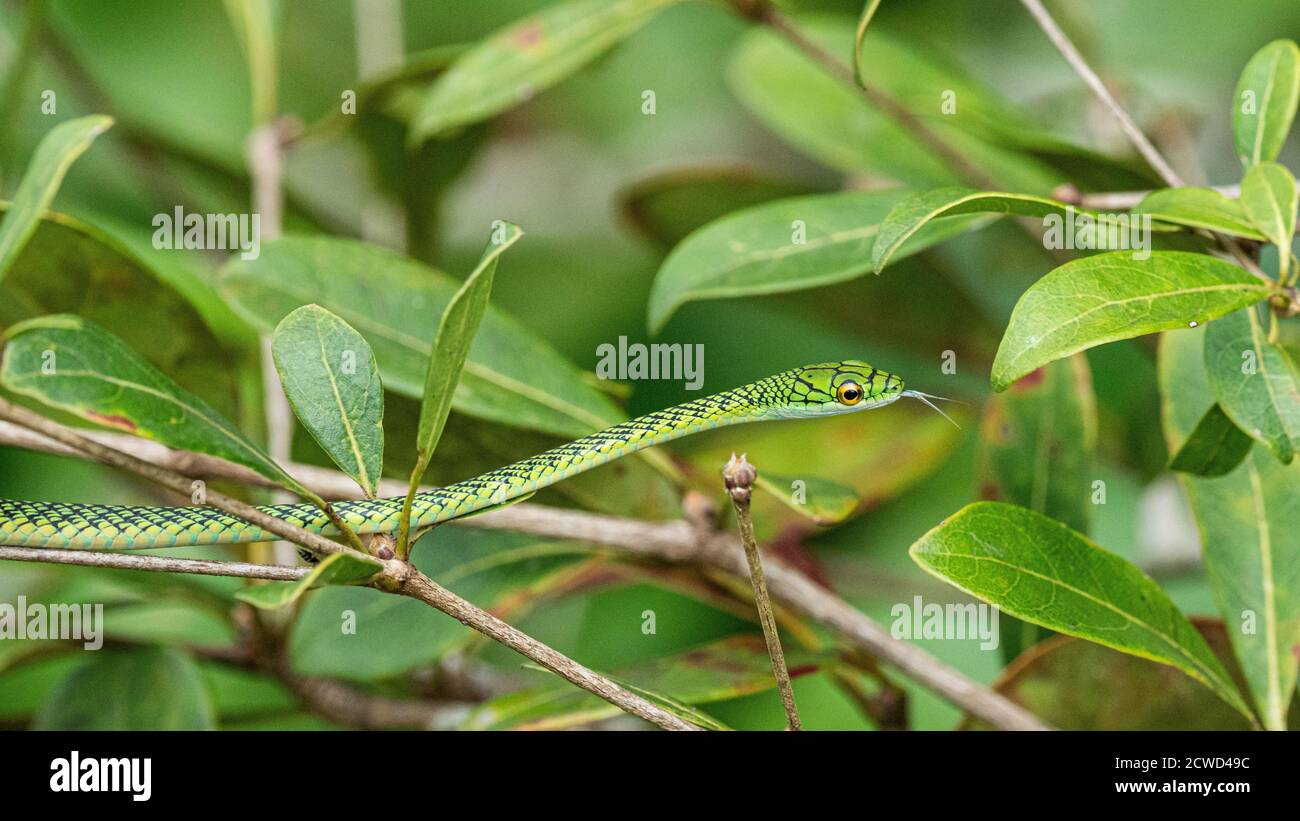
[748,2,1001,192]
[1020,0,1272,283]
[723,453,800,730]
[0,416,1050,729]
[1070,184,1240,211]
[1019,0,1182,187]
[247,118,300,565]
[0,546,306,580]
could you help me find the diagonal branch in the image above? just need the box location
[1020,0,1271,283]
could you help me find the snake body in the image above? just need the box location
[0,361,905,550]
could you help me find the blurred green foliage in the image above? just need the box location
[0,0,1297,731]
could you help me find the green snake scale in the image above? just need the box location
[0,361,906,550]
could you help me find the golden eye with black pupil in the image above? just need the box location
[836,381,863,405]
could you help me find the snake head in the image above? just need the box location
[780,360,904,416]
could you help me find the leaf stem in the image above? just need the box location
[723,453,801,730]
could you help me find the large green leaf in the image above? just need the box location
[1239,162,1297,263]
[218,235,623,439]
[413,222,522,477]
[991,251,1274,391]
[0,115,112,283]
[235,551,383,610]
[1168,403,1254,477]
[910,501,1254,722]
[1161,327,1300,730]
[869,187,1167,273]
[0,315,311,497]
[1232,39,1300,167]
[647,189,982,333]
[273,305,385,497]
[409,0,678,142]
[1205,307,1300,463]
[34,647,215,730]
[1134,187,1266,240]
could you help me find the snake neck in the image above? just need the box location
[409,377,792,527]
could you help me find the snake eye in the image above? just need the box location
[836,381,863,405]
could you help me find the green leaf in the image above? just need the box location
[0,315,311,498]
[1233,39,1300,167]
[0,205,246,417]
[1134,187,1266,240]
[965,620,1280,730]
[1239,162,1298,257]
[991,251,1274,391]
[850,0,883,87]
[910,501,1255,722]
[235,551,383,610]
[648,190,983,333]
[619,167,816,249]
[727,21,1063,194]
[753,471,860,526]
[34,647,215,729]
[222,0,277,124]
[870,187,1163,274]
[218,235,623,439]
[272,305,385,497]
[414,222,522,474]
[1168,404,1254,476]
[1161,326,1300,729]
[976,355,1097,532]
[409,0,678,143]
[1204,307,1300,463]
[0,115,113,283]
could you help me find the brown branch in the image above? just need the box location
[0,415,1049,729]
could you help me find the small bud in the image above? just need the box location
[723,453,757,503]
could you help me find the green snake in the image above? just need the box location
[0,360,948,550]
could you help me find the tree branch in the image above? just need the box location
[1020,0,1270,282]
[0,417,1050,729]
